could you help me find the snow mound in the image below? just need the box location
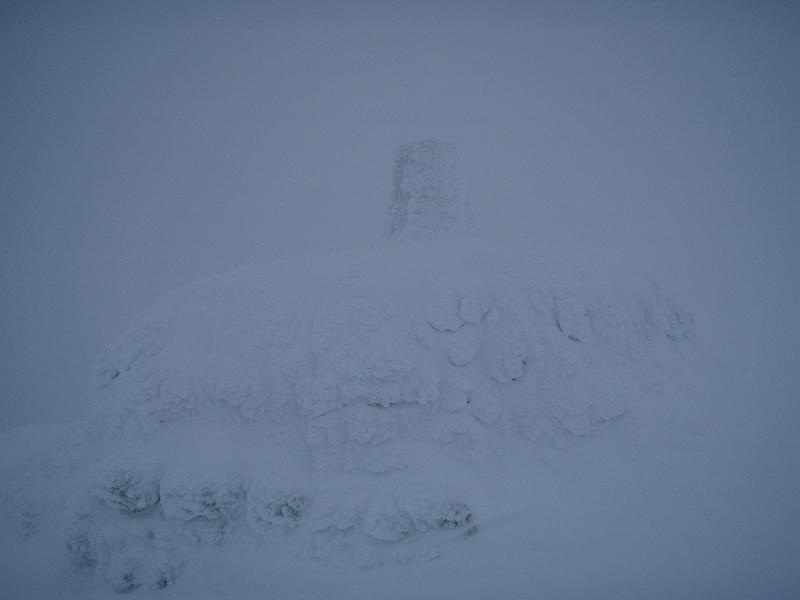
[87,239,691,448]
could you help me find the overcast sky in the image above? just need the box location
[2,0,798,431]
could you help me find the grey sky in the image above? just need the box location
[2,0,798,430]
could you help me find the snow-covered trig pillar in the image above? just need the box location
[385,140,476,241]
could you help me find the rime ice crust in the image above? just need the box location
[385,140,476,240]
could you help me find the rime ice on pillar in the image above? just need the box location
[385,140,476,240]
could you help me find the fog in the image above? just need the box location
[2,0,798,431]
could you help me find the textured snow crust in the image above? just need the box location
[1,238,694,593]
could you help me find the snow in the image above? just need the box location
[1,144,796,597]
[0,236,706,592]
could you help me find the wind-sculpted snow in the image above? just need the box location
[1,238,694,592]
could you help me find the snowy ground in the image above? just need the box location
[1,239,797,599]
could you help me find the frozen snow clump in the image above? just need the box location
[247,483,308,531]
[93,463,161,513]
[161,469,246,545]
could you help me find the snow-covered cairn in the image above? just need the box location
[385,140,476,240]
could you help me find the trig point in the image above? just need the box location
[385,140,476,241]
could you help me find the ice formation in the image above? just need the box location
[1,142,695,593]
